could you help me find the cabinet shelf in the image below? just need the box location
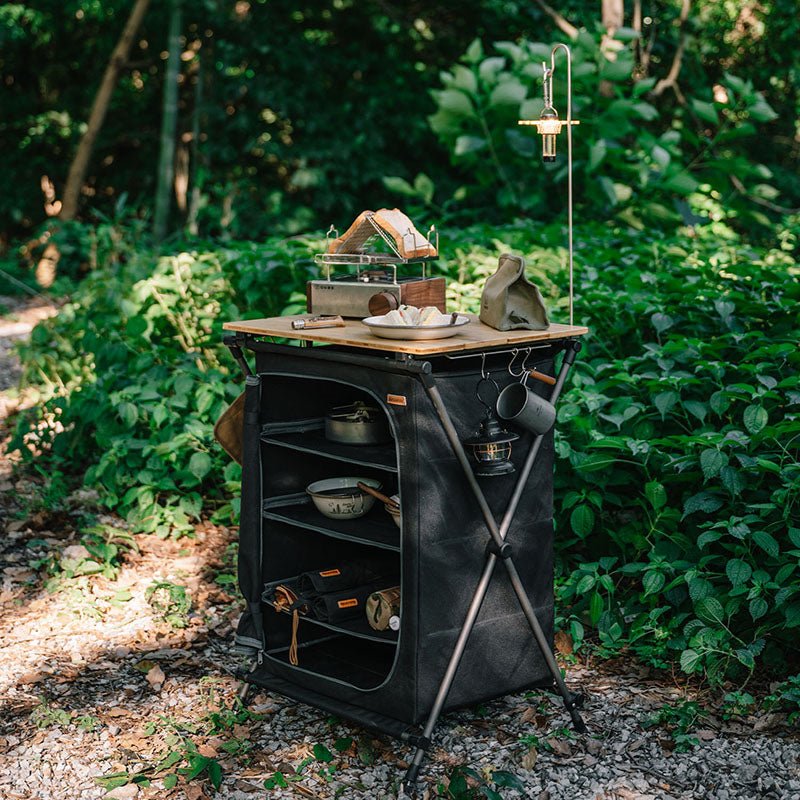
[262,594,398,645]
[261,420,398,473]
[263,494,400,552]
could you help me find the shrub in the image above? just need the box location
[422,34,779,230]
[11,214,800,690]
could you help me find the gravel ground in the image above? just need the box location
[1,299,799,800]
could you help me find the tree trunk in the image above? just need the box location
[600,0,625,97]
[186,52,204,237]
[602,0,624,34]
[60,0,151,221]
[153,0,183,242]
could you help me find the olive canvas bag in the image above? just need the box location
[479,253,549,331]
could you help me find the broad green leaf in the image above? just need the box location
[642,571,665,596]
[312,744,333,763]
[691,99,719,125]
[413,173,435,204]
[600,56,632,82]
[333,737,353,752]
[519,97,544,120]
[680,648,702,673]
[570,504,595,537]
[720,466,744,497]
[464,38,483,64]
[785,603,800,628]
[709,391,730,415]
[478,56,506,83]
[119,402,138,427]
[735,648,755,669]
[651,312,673,334]
[684,400,708,424]
[747,96,777,122]
[696,597,725,626]
[654,391,679,419]
[589,591,603,624]
[491,771,526,790]
[207,760,222,790]
[645,481,667,510]
[749,597,768,621]
[454,135,488,156]
[632,101,658,121]
[489,79,526,106]
[687,577,713,602]
[743,405,768,434]
[699,449,726,480]
[663,171,700,195]
[752,530,779,558]
[726,558,752,587]
[188,452,212,481]
[437,89,473,116]
[450,64,478,94]
[683,492,723,518]
[382,176,416,197]
[588,139,607,172]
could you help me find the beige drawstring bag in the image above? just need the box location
[479,253,549,331]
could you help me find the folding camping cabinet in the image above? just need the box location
[222,314,588,794]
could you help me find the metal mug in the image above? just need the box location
[496,381,556,435]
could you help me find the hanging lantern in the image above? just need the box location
[462,376,519,477]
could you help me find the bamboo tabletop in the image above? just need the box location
[223,314,589,356]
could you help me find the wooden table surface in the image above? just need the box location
[223,314,589,356]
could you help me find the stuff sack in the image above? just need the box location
[479,253,549,331]
[214,392,244,464]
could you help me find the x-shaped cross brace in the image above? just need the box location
[400,338,586,794]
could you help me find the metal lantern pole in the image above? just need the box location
[518,43,578,325]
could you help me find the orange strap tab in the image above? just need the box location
[337,598,358,609]
[319,569,341,577]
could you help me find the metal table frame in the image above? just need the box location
[224,332,586,796]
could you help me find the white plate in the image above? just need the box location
[362,315,470,340]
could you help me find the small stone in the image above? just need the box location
[107,785,139,800]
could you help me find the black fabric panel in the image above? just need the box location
[246,669,418,741]
[235,343,562,727]
[238,375,263,607]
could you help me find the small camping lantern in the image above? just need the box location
[462,376,519,477]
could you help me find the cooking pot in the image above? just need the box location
[325,401,391,445]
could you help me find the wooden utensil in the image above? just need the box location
[527,368,556,386]
[357,481,400,509]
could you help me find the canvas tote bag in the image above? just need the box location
[479,253,549,331]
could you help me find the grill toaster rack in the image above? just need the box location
[315,214,439,279]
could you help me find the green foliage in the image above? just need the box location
[3,2,798,243]
[11,212,800,693]
[428,33,779,229]
[146,581,191,628]
[549,216,800,685]
[436,765,525,799]
[11,233,317,535]
[644,700,706,752]
[31,524,138,592]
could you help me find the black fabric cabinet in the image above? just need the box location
[235,341,562,735]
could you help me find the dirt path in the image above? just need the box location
[0,300,798,800]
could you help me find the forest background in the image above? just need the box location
[1,0,799,718]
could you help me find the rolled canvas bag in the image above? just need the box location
[479,253,549,331]
[214,392,245,464]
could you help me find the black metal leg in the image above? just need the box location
[402,341,584,792]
